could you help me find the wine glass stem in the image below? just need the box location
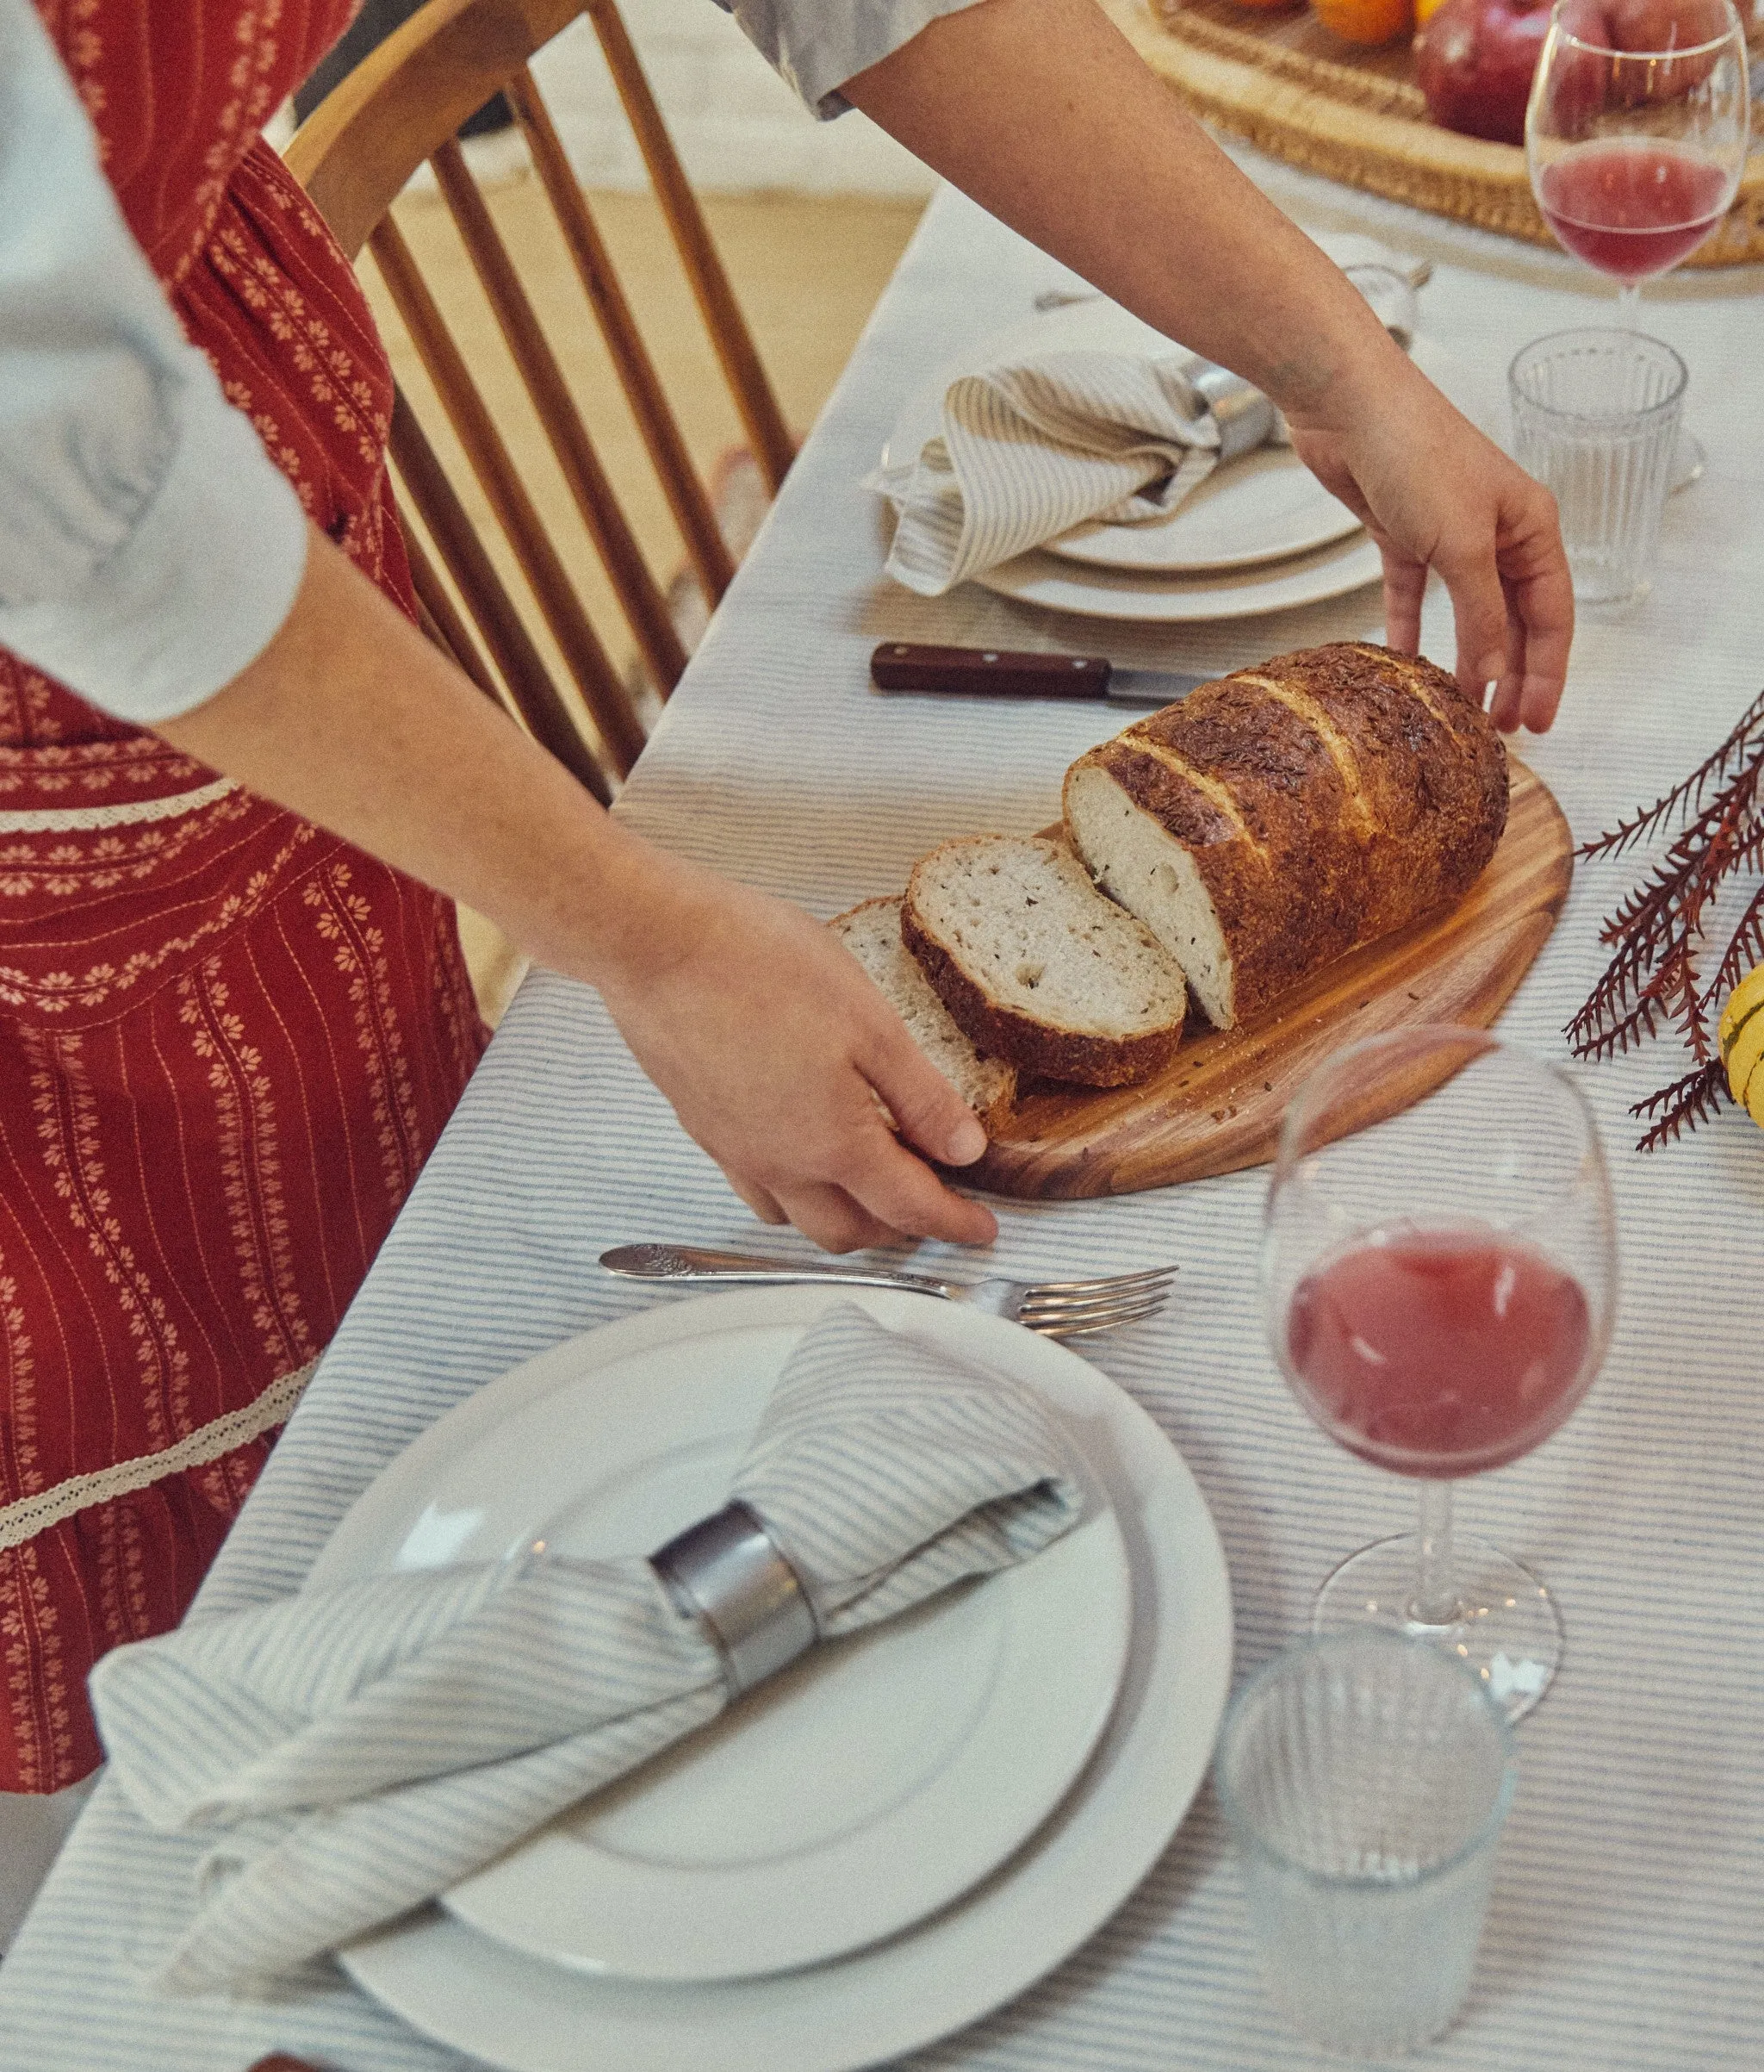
[1410,1479,1462,1627]
[1617,281,1642,321]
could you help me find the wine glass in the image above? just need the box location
[1526,0,1751,483]
[1261,1027,1618,1722]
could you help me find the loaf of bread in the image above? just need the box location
[901,835,1188,1087]
[830,896,1017,1129]
[1063,643,1507,1030]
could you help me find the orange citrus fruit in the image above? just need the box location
[1413,0,1450,22]
[1310,0,1414,42]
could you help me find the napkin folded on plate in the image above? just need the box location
[874,233,1425,598]
[90,1304,1085,1997]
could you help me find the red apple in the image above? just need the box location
[1555,0,1736,103]
[1414,0,1554,146]
[1557,0,1738,47]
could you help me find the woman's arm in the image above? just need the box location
[158,526,999,1254]
[842,0,1573,735]
[3,0,994,1255]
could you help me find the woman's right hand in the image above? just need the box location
[593,842,1000,1254]
[154,530,994,1256]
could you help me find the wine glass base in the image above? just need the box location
[1310,1533,1563,1724]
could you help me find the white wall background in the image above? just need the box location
[529,1,938,196]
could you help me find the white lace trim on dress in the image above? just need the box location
[0,1355,317,1552]
[0,776,238,834]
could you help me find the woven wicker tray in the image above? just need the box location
[1102,0,1764,264]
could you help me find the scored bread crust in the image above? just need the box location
[1135,677,1372,972]
[1239,644,1509,936]
[1064,642,1508,1029]
[902,837,1187,1089]
[1066,739,1334,1025]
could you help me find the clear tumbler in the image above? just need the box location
[1214,1629,1516,2057]
[1509,327,1686,605]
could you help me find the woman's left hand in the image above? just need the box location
[1285,350,1575,735]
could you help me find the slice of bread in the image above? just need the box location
[901,836,1188,1088]
[1064,752,1250,1030]
[831,896,1017,1130]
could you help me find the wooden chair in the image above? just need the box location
[285,0,795,803]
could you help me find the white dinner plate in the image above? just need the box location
[330,1287,1233,2072]
[974,526,1384,623]
[1055,445,1360,574]
[881,298,1362,576]
[879,305,1504,621]
[312,1308,1131,1983]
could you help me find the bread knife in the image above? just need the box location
[871,642,1210,706]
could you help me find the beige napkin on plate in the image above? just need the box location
[89,1303,1084,1997]
[874,234,1425,599]
[876,349,1255,597]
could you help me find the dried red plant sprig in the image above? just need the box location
[1568,688,1764,1148]
[1707,878,1764,1007]
[1577,687,1764,862]
[1630,1059,1729,1154]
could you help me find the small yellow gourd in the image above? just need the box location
[1717,962,1764,1123]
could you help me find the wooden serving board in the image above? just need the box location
[1101,0,1764,264]
[973,756,1571,1199]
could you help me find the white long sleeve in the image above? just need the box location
[0,0,307,724]
[710,0,989,117]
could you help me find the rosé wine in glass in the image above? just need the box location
[1287,1225,1594,1479]
[1525,2,1748,491]
[1262,1027,1617,1722]
[1537,138,1733,283]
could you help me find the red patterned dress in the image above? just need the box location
[0,1,488,1792]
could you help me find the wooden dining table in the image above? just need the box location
[2,154,1761,2072]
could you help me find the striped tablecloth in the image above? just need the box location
[3,167,1762,2072]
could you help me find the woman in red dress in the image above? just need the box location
[2,0,1575,1825]
[0,1,486,1796]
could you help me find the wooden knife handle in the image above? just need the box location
[870,643,1111,697]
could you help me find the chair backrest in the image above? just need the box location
[285,0,794,801]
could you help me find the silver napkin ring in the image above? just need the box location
[649,1501,820,1698]
[1189,361,1276,465]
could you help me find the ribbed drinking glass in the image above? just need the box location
[1215,1629,1517,2058]
[1510,327,1687,604]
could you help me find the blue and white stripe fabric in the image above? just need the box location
[6,179,1764,2072]
[870,238,1423,599]
[86,1305,1082,1998]
[873,351,1229,597]
[736,1305,1079,1628]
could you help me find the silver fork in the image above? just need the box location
[599,1245,1176,1338]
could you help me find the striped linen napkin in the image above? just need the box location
[874,236,1425,598]
[89,1304,1085,1997]
[876,349,1245,596]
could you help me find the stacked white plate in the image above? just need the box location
[309,1286,1233,2072]
[881,299,1506,623]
